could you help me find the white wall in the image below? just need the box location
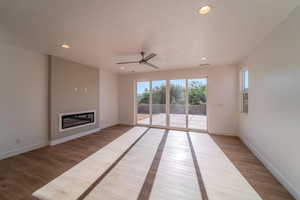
[119,65,238,135]
[0,28,48,159]
[0,26,121,158]
[238,6,300,199]
[99,69,119,129]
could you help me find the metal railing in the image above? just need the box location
[138,104,207,115]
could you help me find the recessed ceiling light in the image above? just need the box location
[198,6,211,15]
[61,44,70,49]
[120,66,125,70]
[201,57,207,60]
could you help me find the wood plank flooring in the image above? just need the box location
[149,130,202,200]
[0,125,132,200]
[190,132,262,200]
[33,127,148,200]
[0,125,295,200]
[84,128,164,200]
[210,135,295,200]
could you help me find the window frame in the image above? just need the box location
[240,68,249,114]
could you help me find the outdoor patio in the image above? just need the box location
[137,113,207,130]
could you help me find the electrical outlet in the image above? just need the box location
[16,138,21,144]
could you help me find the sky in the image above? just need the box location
[244,70,249,89]
[137,81,150,94]
[137,78,207,94]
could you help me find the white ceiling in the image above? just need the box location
[0,0,299,73]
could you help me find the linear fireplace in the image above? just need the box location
[59,110,96,132]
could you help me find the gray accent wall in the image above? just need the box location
[50,56,99,140]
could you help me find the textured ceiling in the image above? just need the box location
[0,0,299,73]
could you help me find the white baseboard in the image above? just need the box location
[0,141,49,160]
[208,129,236,136]
[100,122,119,130]
[50,128,101,146]
[0,128,103,160]
[241,137,299,199]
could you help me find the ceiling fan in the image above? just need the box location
[117,52,159,69]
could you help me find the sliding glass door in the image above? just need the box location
[152,80,167,126]
[136,78,207,131]
[169,79,187,128]
[136,81,150,125]
[188,78,207,130]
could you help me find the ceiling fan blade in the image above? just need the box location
[117,61,139,64]
[144,62,159,69]
[144,53,156,61]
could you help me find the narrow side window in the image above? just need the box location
[241,69,249,113]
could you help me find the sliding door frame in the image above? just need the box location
[135,76,208,133]
[149,81,153,125]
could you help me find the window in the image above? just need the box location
[243,70,249,90]
[241,69,249,113]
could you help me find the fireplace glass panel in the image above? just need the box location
[62,112,95,129]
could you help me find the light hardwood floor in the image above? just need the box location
[190,132,262,200]
[84,128,164,200]
[149,130,202,200]
[0,125,294,200]
[33,127,148,200]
